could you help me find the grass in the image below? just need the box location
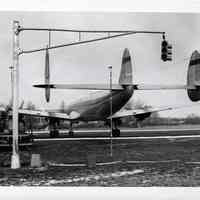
[1,130,200,186]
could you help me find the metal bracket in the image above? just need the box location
[14,25,21,35]
[17,26,23,34]
[162,34,166,40]
[17,48,23,56]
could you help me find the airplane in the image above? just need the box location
[11,48,200,137]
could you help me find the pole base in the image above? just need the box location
[11,154,20,169]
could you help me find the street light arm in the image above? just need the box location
[19,27,165,35]
[19,31,166,55]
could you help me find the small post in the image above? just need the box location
[11,21,20,169]
[108,66,113,157]
[31,154,42,168]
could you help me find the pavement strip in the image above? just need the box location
[34,134,200,142]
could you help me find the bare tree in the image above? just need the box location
[185,113,200,124]
[25,101,36,110]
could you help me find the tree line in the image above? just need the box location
[1,99,199,130]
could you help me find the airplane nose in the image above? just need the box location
[69,111,80,119]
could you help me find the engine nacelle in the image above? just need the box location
[134,112,151,121]
[187,50,200,102]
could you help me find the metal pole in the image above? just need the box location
[79,32,81,41]
[19,27,165,35]
[11,21,20,169]
[48,31,51,47]
[109,66,113,157]
[9,66,14,104]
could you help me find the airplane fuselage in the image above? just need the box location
[65,85,134,121]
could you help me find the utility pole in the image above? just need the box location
[11,21,20,169]
[109,66,113,157]
[9,66,14,104]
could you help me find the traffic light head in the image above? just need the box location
[167,44,172,61]
[161,40,172,62]
[162,40,168,47]
[161,40,168,61]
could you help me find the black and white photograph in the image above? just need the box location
[1,0,200,198]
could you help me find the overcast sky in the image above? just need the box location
[1,12,200,117]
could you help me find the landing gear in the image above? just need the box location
[135,113,151,128]
[68,122,74,137]
[105,119,121,137]
[112,128,120,137]
[69,130,74,137]
[50,129,59,138]
[135,120,141,128]
[49,119,60,138]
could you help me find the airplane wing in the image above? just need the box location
[33,83,190,90]
[109,104,199,119]
[18,109,74,120]
[34,84,123,90]
[134,84,189,90]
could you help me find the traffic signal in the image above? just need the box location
[167,43,172,61]
[161,40,172,62]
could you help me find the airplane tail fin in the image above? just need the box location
[118,48,133,85]
[187,50,200,101]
